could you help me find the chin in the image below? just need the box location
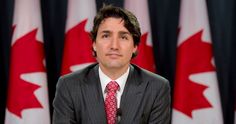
[111,63,131,69]
[107,64,123,69]
[104,62,125,69]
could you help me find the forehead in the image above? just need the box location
[98,17,129,33]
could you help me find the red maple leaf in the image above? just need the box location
[131,32,156,72]
[61,19,96,75]
[7,28,45,118]
[173,30,215,118]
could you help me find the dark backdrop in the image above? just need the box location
[0,0,235,123]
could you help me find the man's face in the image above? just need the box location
[93,17,137,70]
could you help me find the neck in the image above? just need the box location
[99,64,129,80]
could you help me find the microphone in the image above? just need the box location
[116,108,122,123]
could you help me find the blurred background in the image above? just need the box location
[0,0,235,123]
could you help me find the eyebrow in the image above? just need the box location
[100,30,110,34]
[99,30,131,35]
[119,31,131,35]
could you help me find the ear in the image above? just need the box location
[92,42,96,51]
[133,45,138,53]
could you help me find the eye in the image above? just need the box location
[101,34,109,38]
[120,35,128,40]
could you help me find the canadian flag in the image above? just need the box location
[5,0,50,124]
[124,0,156,72]
[172,0,223,124]
[61,0,96,75]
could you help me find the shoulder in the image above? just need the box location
[131,64,169,88]
[60,63,98,81]
[57,63,98,87]
[132,64,168,82]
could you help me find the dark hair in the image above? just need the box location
[90,5,141,58]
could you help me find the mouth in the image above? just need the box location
[106,53,122,58]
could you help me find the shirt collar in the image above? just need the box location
[99,66,130,94]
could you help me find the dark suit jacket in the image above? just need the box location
[53,63,170,124]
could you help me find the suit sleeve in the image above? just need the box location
[52,77,77,124]
[148,80,171,124]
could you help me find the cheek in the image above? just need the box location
[124,47,136,56]
[96,44,107,54]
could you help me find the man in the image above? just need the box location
[53,5,170,124]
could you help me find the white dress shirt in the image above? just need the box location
[98,66,130,108]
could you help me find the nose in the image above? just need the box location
[110,37,119,50]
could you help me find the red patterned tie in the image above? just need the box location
[105,81,119,124]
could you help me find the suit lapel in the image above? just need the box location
[120,65,148,122]
[82,65,107,123]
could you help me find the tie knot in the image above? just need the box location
[106,81,119,92]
